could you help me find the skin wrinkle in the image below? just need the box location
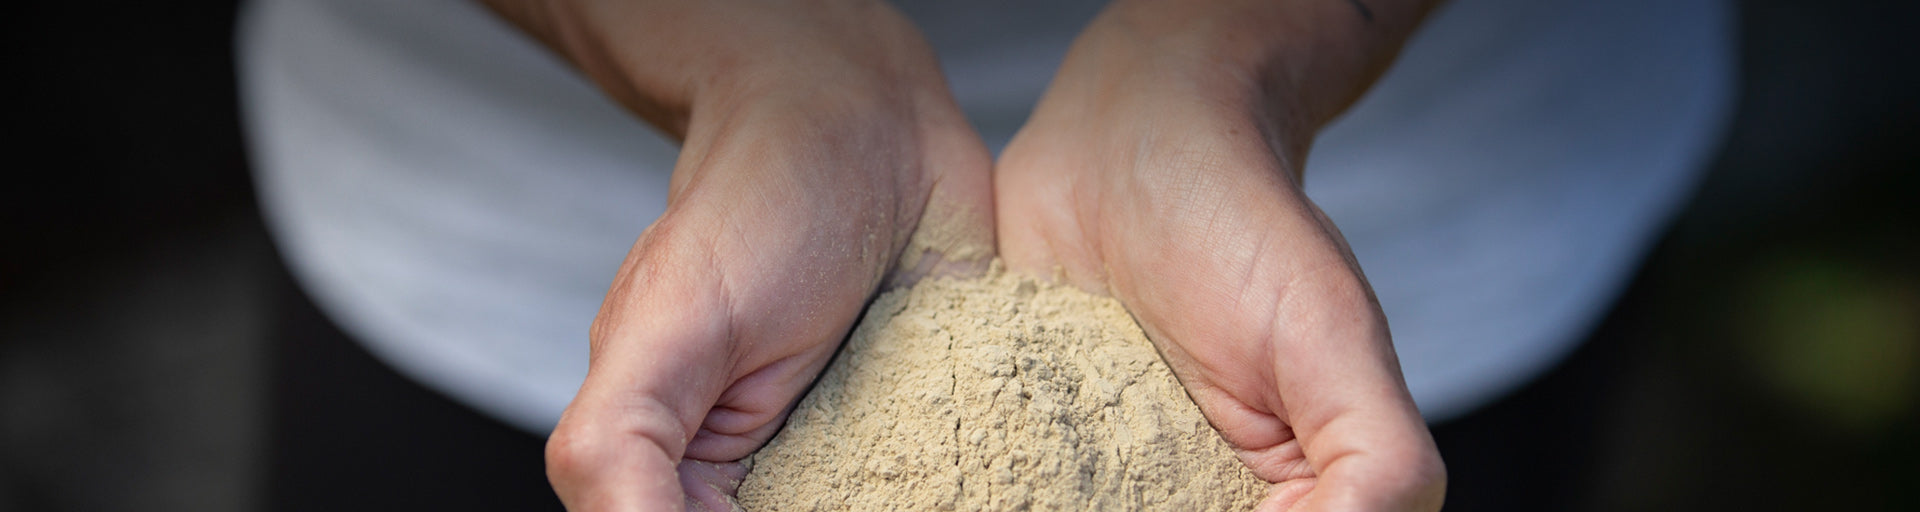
[602,394,695,466]
[1262,478,1318,512]
[1129,278,1278,446]
[721,215,764,333]
[1172,345,1276,447]
[591,247,725,429]
[706,350,813,435]
[1236,272,1293,415]
[1255,437,1314,483]
[1282,366,1400,466]
[594,225,721,365]
[474,2,993,510]
[626,341,716,454]
[667,113,732,200]
[586,238,644,358]
[668,63,967,485]
[1199,220,1257,316]
[1300,412,1440,510]
[1253,90,1313,182]
[1164,145,1235,250]
[660,184,833,462]
[1233,222,1280,343]
[698,406,760,437]
[1130,162,1288,401]
[685,419,774,462]
[1296,433,1368,504]
[678,459,747,511]
[990,3,1441,503]
[693,399,806,462]
[481,0,1447,507]
[699,218,740,379]
[1304,200,1372,292]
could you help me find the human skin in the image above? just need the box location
[995,1,1446,510]
[479,1,995,510]
[481,0,1442,510]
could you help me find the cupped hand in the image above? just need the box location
[994,6,1445,511]
[485,1,996,510]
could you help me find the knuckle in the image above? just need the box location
[1396,449,1449,510]
[546,395,694,482]
[543,421,605,483]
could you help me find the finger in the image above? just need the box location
[679,459,748,512]
[546,398,699,511]
[1108,170,1441,510]
[683,351,824,460]
[550,190,905,509]
[547,227,739,511]
[1264,205,1444,511]
[1119,147,1442,510]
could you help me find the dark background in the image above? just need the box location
[3,1,1916,510]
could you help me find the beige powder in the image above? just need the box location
[895,203,992,275]
[737,264,1268,511]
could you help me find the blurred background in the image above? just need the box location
[2,1,1915,510]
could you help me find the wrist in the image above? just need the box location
[1071,0,1437,130]
[482,0,949,137]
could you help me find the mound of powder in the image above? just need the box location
[737,266,1267,511]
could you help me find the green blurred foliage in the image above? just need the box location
[1742,252,1918,434]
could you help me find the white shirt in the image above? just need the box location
[238,0,1734,433]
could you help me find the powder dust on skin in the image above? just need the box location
[737,264,1268,511]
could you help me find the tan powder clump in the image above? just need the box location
[736,265,1268,511]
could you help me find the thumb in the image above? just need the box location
[545,231,737,511]
[1267,204,1445,512]
[546,205,890,511]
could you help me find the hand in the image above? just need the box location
[994,1,1444,510]
[480,1,995,509]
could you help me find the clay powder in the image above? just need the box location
[737,266,1267,511]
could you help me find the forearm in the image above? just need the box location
[1077,0,1440,131]
[477,0,951,137]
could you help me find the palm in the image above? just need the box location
[547,86,996,510]
[995,94,1437,510]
